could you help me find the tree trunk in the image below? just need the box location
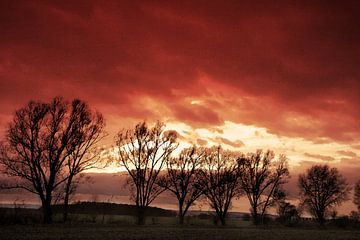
[136,206,146,225]
[178,202,184,225]
[317,211,326,226]
[63,191,70,222]
[42,199,53,224]
[220,216,226,226]
[252,206,259,225]
[214,211,226,226]
[179,214,185,225]
[63,178,72,222]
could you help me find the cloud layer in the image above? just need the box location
[0,1,359,145]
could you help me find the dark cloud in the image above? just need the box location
[0,0,359,144]
[171,104,223,127]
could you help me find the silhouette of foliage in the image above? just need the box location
[277,200,300,226]
[197,146,241,226]
[115,121,178,225]
[298,164,351,225]
[354,180,360,212]
[157,146,204,224]
[237,150,289,225]
[0,97,105,223]
[60,100,106,222]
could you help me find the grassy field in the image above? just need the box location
[50,214,253,226]
[1,204,359,240]
[0,224,360,240]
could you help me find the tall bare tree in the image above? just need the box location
[198,146,241,226]
[237,150,289,225]
[115,121,178,225]
[298,164,351,225]
[61,100,106,222]
[354,180,360,212]
[158,146,204,224]
[0,97,105,223]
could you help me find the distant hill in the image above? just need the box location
[51,202,176,217]
[187,210,276,219]
[187,210,248,218]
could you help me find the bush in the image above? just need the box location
[331,214,360,229]
[277,202,300,226]
[0,208,41,225]
[242,213,251,222]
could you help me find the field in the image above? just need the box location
[1,204,359,240]
[1,224,360,240]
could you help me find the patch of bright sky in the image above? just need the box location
[92,120,359,173]
[165,121,359,167]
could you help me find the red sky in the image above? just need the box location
[0,0,360,212]
[0,0,360,214]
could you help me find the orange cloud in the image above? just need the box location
[304,153,336,162]
[214,137,245,148]
[196,138,208,146]
[337,150,358,158]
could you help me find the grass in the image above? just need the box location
[56,214,252,226]
[0,224,360,240]
[1,205,359,240]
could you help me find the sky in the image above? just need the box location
[0,0,360,211]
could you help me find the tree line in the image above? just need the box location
[0,97,359,225]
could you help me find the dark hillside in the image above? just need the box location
[51,202,176,217]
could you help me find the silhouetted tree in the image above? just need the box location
[354,180,360,212]
[237,150,289,225]
[198,146,241,226]
[115,121,178,225]
[61,100,106,222]
[277,200,300,226]
[158,146,204,224]
[298,164,351,225]
[349,211,360,222]
[0,97,104,223]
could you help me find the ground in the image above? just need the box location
[0,224,359,240]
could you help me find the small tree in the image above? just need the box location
[237,150,289,225]
[115,121,178,225]
[354,180,360,212]
[158,146,204,224]
[0,97,104,223]
[198,146,241,226]
[298,164,351,225]
[277,201,300,226]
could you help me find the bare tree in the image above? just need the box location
[158,146,204,224]
[197,146,241,226]
[115,121,178,225]
[298,164,351,225]
[61,100,106,222]
[354,180,360,212]
[0,97,105,223]
[237,150,289,225]
[277,200,300,226]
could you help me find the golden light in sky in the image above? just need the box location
[0,0,359,215]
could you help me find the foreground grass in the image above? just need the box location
[0,224,359,240]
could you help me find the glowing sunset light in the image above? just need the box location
[0,0,359,217]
